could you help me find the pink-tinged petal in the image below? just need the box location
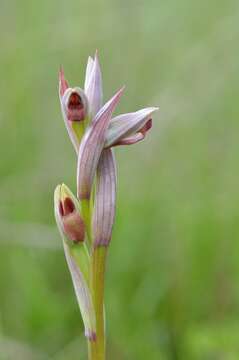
[77,87,124,200]
[84,51,103,119]
[84,56,94,91]
[59,66,69,97]
[92,148,117,247]
[111,119,152,146]
[105,107,158,147]
[111,132,144,146]
[140,118,152,135]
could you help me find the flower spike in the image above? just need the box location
[56,53,160,356]
[93,148,117,247]
[77,87,124,200]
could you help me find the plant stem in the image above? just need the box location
[88,247,107,360]
[81,199,92,246]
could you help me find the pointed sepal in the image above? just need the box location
[84,51,103,120]
[77,87,124,200]
[92,148,117,247]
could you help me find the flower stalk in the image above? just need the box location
[88,246,107,360]
[54,51,158,360]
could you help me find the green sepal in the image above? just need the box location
[71,116,89,145]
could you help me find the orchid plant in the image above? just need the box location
[54,52,158,360]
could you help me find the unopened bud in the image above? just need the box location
[54,184,85,244]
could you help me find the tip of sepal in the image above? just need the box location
[59,66,69,97]
[84,51,103,120]
[93,86,125,124]
[111,86,125,103]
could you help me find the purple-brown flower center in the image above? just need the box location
[68,92,83,109]
[59,197,75,216]
[59,196,85,243]
[67,92,85,121]
[140,118,152,135]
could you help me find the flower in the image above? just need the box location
[58,52,159,246]
[59,52,103,152]
[54,183,96,341]
[105,107,157,147]
[59,51,158,157]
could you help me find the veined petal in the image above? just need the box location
[111,119,153,146]
[77,87,124,200]
[105,107,158,147]
[84,51,103,119]
[93,148,117,247]
[84,56,94,91]
[63,243,96,341]
[112,132,144,146]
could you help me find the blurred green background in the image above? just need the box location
[0,0,239,359]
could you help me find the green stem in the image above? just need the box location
[88,247,107,360]
[81,199,92,246]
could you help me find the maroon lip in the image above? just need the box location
[59,197,75,216]
[67,92,85,121]
[140,118,152,135]
[68,92,83,109]
[59,196,85,243]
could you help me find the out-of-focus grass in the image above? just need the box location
[0,0,239,359]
